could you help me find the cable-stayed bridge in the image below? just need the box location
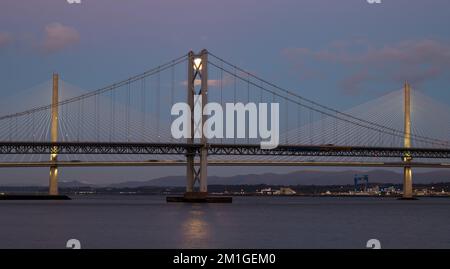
[1,49,450,199]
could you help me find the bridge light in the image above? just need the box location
[193,58,202,71]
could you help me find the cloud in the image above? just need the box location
[180,73,235,88]
[0,32,12,48]
[338,69,372,95]
[180,79,229,87]
[41,23,80,53]
[283,39,450,94]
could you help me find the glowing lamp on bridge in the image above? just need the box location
[193,58,202,71]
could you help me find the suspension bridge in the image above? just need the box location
[1,49,450,200]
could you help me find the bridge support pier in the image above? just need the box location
[401,82,415,200]
[49,73,59,196]
[186,153,195,192]
[403,166,413,199]
[186,50,209,198]
[168,50,230,203]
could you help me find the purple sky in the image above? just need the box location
[1,0,450,185]
[1,0,450,104]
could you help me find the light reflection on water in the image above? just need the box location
[180,206,211,248]
[0,195,449,248]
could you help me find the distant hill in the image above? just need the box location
[3,170,450,189]
[59,180,95,188]
[107,169,450,188]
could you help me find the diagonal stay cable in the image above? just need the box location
[0,54,188,122]
[208,52,449,146]
[208,59,448,147]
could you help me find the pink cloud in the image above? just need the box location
[283,39,450,94]
[180,73,235,88]
[180,79,231,87]
[0,32,12,48]
[41,23,80,53]
[338,69,372,95]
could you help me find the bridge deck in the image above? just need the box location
[0,160,449,168]
[0,142,450,159]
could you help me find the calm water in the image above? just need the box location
[0,195,449,249]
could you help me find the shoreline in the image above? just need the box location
[2,193,448,199]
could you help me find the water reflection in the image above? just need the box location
[180,205,211,248]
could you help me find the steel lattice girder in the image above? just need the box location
[0,142,450,159]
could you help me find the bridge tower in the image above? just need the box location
[185,49,208,198]
[402,81,413,199]
[49,73,59,195]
